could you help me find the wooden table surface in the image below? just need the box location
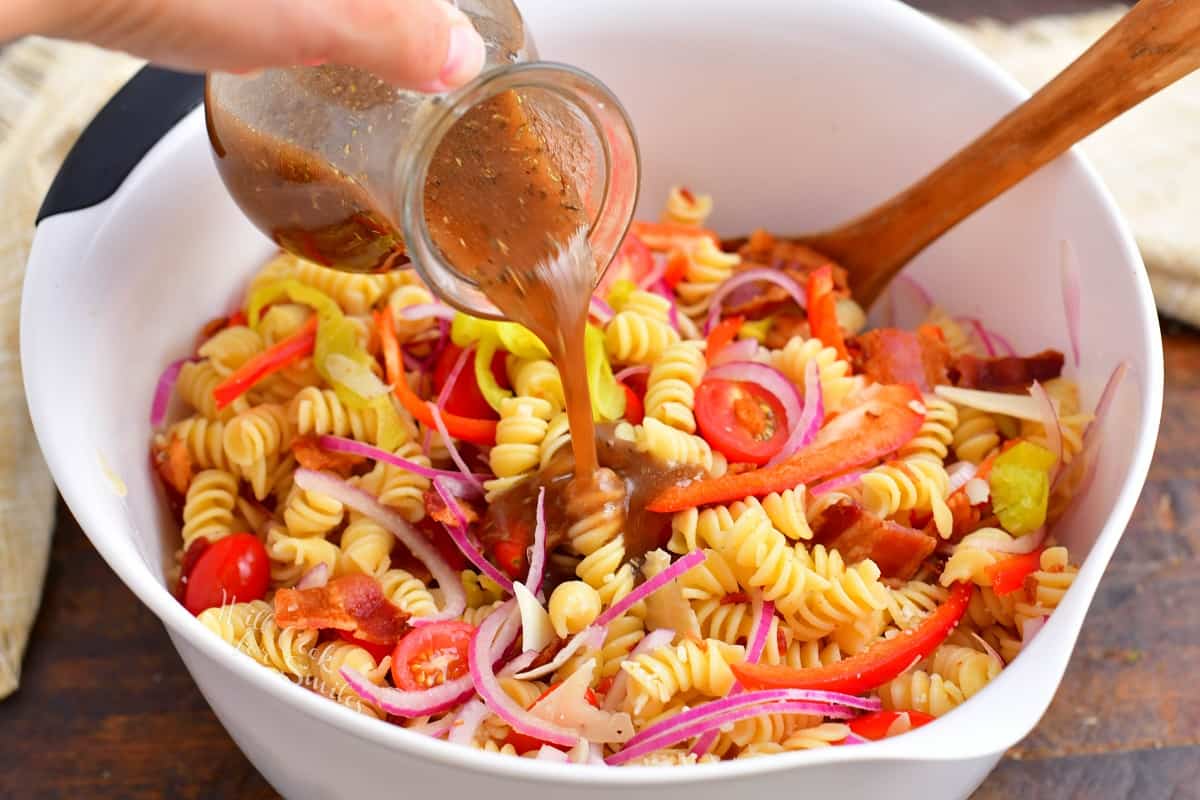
[4,1,1198,798]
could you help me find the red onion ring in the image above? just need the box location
[432,478,514,594]
[601,629,677,712]
[150,357,191,427]
[293,468,465,622]
[448,698,491,745]
[428,404,486,494]
[318,435,487,495]
[811,469,866,496]
[653,279,681,332]
[595,550,706,628]
[395,304,456,322]
[842,732,870,745]
[614,365,650,384]
[609,699,859,765]
[1020,615,1049,647]
[705,361,803,438]
[1060,240,1082,367]
[1055,361,1127,495]
[295,562,329,590]
[708,337,759,367]
[342,667,474,718]
[436,344,473,411]
[704,268,806,334]
[1030,381,1064,480]
[766,358,823,467]
[469,600,579,748]
[526,487,548,595]
[895,275,934,315]
[636,254,668,290]
[407,715,456,739]
[589,297,615,324]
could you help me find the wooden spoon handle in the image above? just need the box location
[818,0,1200,304]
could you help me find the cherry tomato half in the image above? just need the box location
[695,378,789,465]
[596,232,655,297]
[184,532,270,615]
[432,344,506,420]
[391,621,476,690]
[502,682,601,754]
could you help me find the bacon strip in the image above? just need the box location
[274,574,410,645]
[153,435,192,498]
[722,230,851,321]
[951,350,1065,391]
[291,435,366,477]
[848,328,951,391]
[813,503,937,581]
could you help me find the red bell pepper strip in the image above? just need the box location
[806,264,849,361]
[705,315,744,364]
[213,315,318,410]
[648,383,925,512]
[630,220,720,252]
[732,582,972,694]
[376,310,498,446]
[621,383,644,425]
[848,710,936,741]
[986,549,1045,596]
[663,248,690,289]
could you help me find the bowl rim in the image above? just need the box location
[23,0,1164,784]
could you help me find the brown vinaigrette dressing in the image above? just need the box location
[210,81,678,566]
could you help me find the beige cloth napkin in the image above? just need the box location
[945,6,1200,324]
[0,37,139,699]
[0,7,1196,698]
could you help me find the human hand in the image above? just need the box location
[3,0,486,92]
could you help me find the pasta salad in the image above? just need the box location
[150,186,1122,766]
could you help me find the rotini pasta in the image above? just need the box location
[181,469,239,550]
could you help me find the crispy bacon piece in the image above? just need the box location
[952,350,1065,392]
[763,313,810,350]
[813,503,937,581]
[291,435,366,477]
[848,328,951,391]
[722,230,851,321]
[274,574,411,645]
[153,435,193,498]
[425,489,480,528]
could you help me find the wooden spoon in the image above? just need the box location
[751,0,1200,307]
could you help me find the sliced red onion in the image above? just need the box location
[895,275,934,315]
[432,478,514,594]
[811,469,866,496]
[956,316,1016,357]
[653,280,681,332]
[609,700,857,765]
[1056,361,1128,494]
[513,625,606,681]
[946,461,978,495]
[448,698,490,745]
[402,349,429,374]
[295,562,329,590]
[595,550,706,628]
[708,337,759,367]
[535,746,569,762]
[964,478,990,506]
[429,404,485,494]
[626,688,879,750]
[470,600,579,748]
[293,468,465,622]
[1020,615,1049,648]
[407,715,456,739]
[601,629,677,712]
[436,345,473,411]
[589,296,615,324]
[500,650,539,678]
[318,435,487,495]
[691,598,775,757]
[342,668,474,718]
[971,632,1005,666]
[396,303,456,322]
[705,361,803,437]
[1059,240,1082,367]
[841,732,870,745]
[704,268,806,334]
[1030,381,1064,481]
[526,487,548,594]
[636,255,667,290]
[614,365,650,384]
[766,358,823,467]
[150,357,191,427]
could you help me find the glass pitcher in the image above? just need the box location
[204,0,640,319]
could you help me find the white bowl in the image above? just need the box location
[22,1,1162,797]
